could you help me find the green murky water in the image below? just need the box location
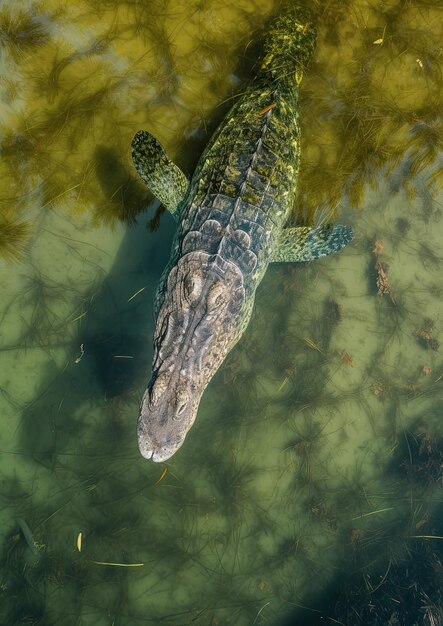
[1,1,443,624]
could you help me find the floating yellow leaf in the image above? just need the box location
[410,535,443,540]
[76,532,82,552]
[155,468,168,485]
[128,286,146,302]
[352,507,393,520]
[373,38,384,44]
[303,338,324,353]
[71,311,87,323]
[277,376,290,393]
[92,561,144,567]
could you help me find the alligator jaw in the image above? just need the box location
[137,421,188,463]
[137,426,182,463]
[138,441,171,463]
[137,432,176,463]
[137,384,198,463]
[137,413,154,460]
[137,438,154,461]
[137,422,175,463]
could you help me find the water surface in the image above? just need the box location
[1,1,443,624]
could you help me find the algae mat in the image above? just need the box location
[0,0,443,624]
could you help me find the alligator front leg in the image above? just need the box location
[131,130,189,217]
[270,224,353,263]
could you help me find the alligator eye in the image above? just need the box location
[177,401,187,416]
[207,283,225,310]
[184,272,203,304]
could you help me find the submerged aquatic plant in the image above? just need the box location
[0,513,47,625]
[0,5,49,62]
[407,118,443,178]
[14,267,74,349]
[0,218,29,262]
[388,423,443,489]
[328,535,443,626]
[0,2,442,625]
[416,318,440,352]
[296,0,443,219]
[93,145,147,227]
[284,422,326,488]
[208,451,257,520]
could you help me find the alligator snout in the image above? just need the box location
[137,383,200,462]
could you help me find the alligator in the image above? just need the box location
[131,5,352,462]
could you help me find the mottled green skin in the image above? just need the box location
[162,7,316,319]
[135,7,341,462]
[170,85,300,323]
[132,132,188,215]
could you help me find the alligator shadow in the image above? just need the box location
[17,207,175,466]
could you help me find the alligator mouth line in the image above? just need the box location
[139,443,168,463]
[137,422,180,463]
[137,429,154,460]
[138,443,153,461]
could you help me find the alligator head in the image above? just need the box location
[137,251,246,462]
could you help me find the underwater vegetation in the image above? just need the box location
[297,0,443,222]
[0,0,442,259]
[0,5,49,62]
[93,145,149,228]
[0,0,442,625]
[0,218,29,263]
[312,427,443,626]
[301,534,443,626]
